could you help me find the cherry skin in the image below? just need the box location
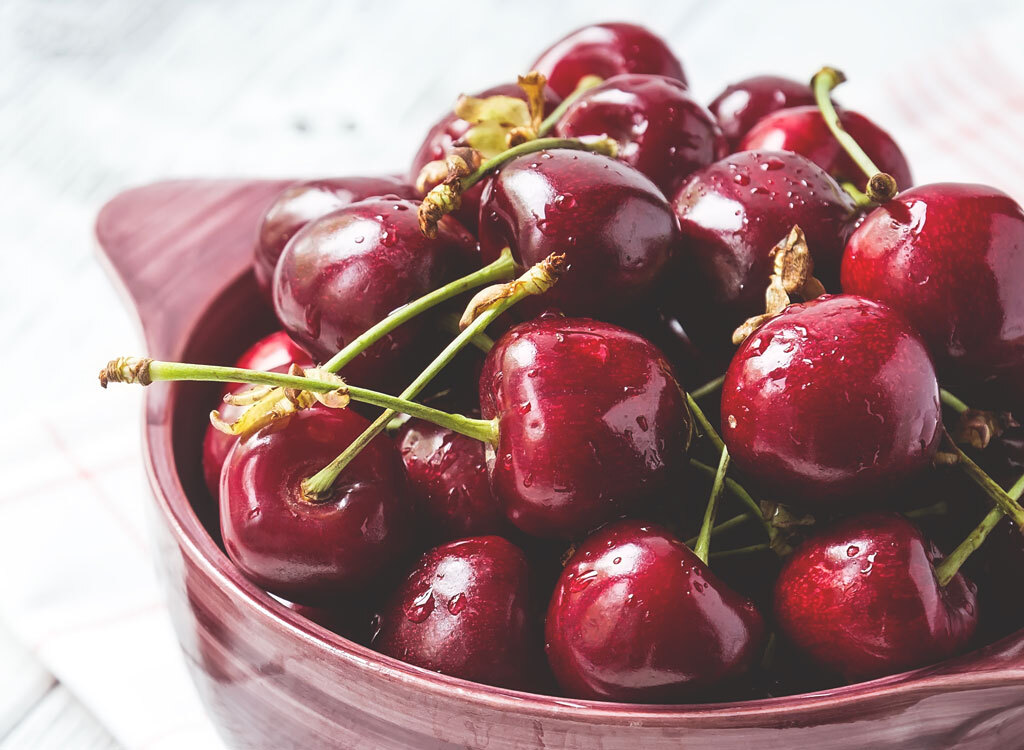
[479,315,692,539]
[273,196,477,389]
[253,176,417,296]
[410,83,561,233]
[531,23,686,99]
[371,536,538,690]
[554,73,726,197]
[722,294,942,508]
[667,150,857,349]
[478,149,678,319]
[220,407,414,604]
[545,520,765,702]
[707,75,816,150]
[395,418,508,542]
[775,512,978,682]
[841,183,1024,410]
[201,331,313,499]
[741,105,912,192]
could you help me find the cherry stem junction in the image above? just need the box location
[694,447,731,564]
[688,459,770,537]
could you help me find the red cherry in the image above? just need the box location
[253,177,417,296]
[775,512,978,681]
[201,331,313,499]
[545,520,765,702]
[554,73,726,197]
[531,23,686,99]
[741,105,912,192]
[272,197,477,389]
[479,149,677,319]
[721,295,942,507]
[667,150,857,349]
[841,183,1024,410]
[708,75,816,150]
[220,407,414,603]
[371,536,539,690]
[479,316,692,538]
[410,83,562,233]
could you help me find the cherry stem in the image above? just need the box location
[688,459,770,538]
[811,66,897,203]
[537,75,603,136]
[940,389,971,414]
[690,375,724,401]
[947,436,1024,528]
[685,393,725,454]
[321,248,514,373]
[462,136,615,193]
[440,313,494,353]
[684,510,757,548]
[840,180,872,209]
[694,447,731,564]
[934,473,1024,586]
[710,543,771,560]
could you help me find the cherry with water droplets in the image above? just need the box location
[708,75,817,150]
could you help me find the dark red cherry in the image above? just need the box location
[201,331,313,499]
[479,149,677,319]
[722,295,942,507]
[273,197,477,389]
[220,407,414,603]
[410,83,562,233]
[775,512,978,681]
[253,176,417,296]
[741,105,912,192]
[480,316,692,538]
[667,150,857,349]
[842,183,1024,410]
[554,73,726,196]
[395,418,508,541]
[708,75,816,150]
[545,520,765,702]
[371,536,538,689]
[531,23,686,99]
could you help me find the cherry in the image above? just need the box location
[774,512,978,681]
[740,105,912,192]
[201,331,313,499]
[554,73,726,197]
[545,520,765,702]
[273,196,477,389]
[220,407,414,603]
[721,294,942,507]
[371,536,538,690]
[395,418,508,541]
[708,75,817,150]
[666,150,857,349]
[410,83,562,233]
[253,176,417,296]
[480,315,692,538]
[841,183,1024,410]
[478,149,678,319]
[531,23,686,99]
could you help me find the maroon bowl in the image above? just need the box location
[97,179,1024,750]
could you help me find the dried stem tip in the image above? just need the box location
[459,251,567,329]
[99,356,152,388]
[417,147,482,238]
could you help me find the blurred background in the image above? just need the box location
[1,0,1022,747]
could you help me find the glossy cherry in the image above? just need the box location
[201,331,313,499]
[554,73,726,196]
[775,512,978,681]
[708,75,817,150]
[841,183,1024,410]
[741,105,912,192]
[722,294,942,507]
[273,196,477,388]
[667,150,858,348]
[395,418,507,542]
[478,149,677,319]
[480,316,692,538]
[371,536,538,689]
[253,176,417,296]
[531,23,686,99]
[220,407,414,603]
[545,520,765,702]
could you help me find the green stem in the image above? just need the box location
[710,543,771,560]
[686,393,725,453]
[460,136,616,193]
[537,75,603,136]
[694,448,731,564]
[688,459,770,538]
[690,375,724,401]
[940,388,970,414]
[684,510,757,548]
[322,248,514,373]
[812,67,897,202]
[949,438,1024,528]
[840,180,872,209]
[440,313,494,353]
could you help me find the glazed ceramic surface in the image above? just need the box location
[97,179,1024,750]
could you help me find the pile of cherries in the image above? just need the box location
[104,22,1024,703]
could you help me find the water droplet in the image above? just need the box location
[733,173,750,186]
[847,545,860,557]
[406,588,435,622]
[570,569,599,591]
[635,415,649,431]
[447,593,467,615]
[612,556,622,565]
[726,414,738,429]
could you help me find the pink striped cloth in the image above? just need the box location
[1,10,1022,750]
